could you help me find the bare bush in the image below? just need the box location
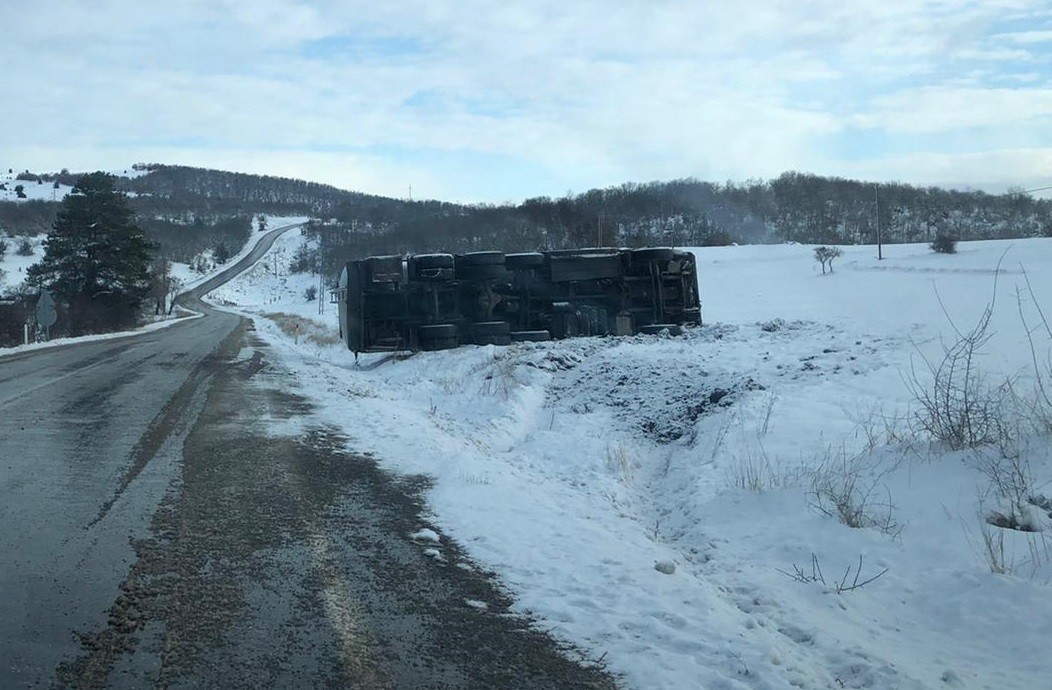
[930,234,958,254]
[977,515,1012,575]
[844,401,913,453]
[778,553,888,594]
[813,246,843,275]
[480,352,520,399]
[806,447,902,538]
[974,430,1047,532]
[1015,270,1052,433]
[907,291,1012,450]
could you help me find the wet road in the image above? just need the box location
[0,226,615,688]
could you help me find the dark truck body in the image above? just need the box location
[333,247,701,354]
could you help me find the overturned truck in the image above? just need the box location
[334,247,701,354]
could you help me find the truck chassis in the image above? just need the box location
[333,247,701,354]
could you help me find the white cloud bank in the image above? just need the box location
[2,0,1050,201]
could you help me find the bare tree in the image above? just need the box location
[148,259,173,315]
[813,246,843,274]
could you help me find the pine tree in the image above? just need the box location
[28,172,155,334]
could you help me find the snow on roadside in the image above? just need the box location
[212,236,1052,689]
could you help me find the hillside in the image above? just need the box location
[3,165,1049,271]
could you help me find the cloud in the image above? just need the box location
[853,86,1052,133]
[2,0,1051,201]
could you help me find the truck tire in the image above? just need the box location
[470,321,511,345]
[470,321,511,336]
[548,254,623,281]
[638,323,683,336]
[455,264,507,280]
[505,252,545,269]
[413,254,455,269]
[631,247,675,263]
[475,334,512,346]
[418,324,458,339]
[511,330,550,342]
[409,254,455,282]
[458,251,505,266]
[421,336,459,351]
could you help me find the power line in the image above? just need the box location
[1022,184,1052,194]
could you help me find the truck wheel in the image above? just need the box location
[638,323,683,336]
[413,254,455,269]
[511,330,550,342]
[418,324,458,339]
[420,336,459,351]
[458,251,505,266]
[470,321,511,336]
[474,334,513,346]
[455,264,507,280]
[631,247,675,263]
[505,252,545,269]
[409,254,455,282]
[419,324,459,350]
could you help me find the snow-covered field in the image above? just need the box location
[218,236,1052,688]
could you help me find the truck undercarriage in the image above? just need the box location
[334,247,702,354]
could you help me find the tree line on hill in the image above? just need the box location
[303,173,1052,275]
[3,164,1050,286]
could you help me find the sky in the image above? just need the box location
[3,0,1052,203]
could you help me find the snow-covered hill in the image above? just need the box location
[213,237,1052,689]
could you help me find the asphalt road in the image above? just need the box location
[0,226,615,688]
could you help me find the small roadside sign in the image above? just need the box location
[36,289,57,332]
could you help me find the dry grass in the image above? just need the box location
[263,312,341,346]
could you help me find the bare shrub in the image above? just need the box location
[806,447,902,538]
[906,290,1012,450]
[930,234,958,254]
[970,497,1052,577]
[778,553,888,594]
[844,401,913,453]
[977,518,1012,574]
[1015,270,1052,433]
[972,427,1051,536]
[480,351,519,399]
[813,246,843,275]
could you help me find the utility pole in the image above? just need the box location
[874,185,883,260]
[597,212,603,247]
[318,230,325,316]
